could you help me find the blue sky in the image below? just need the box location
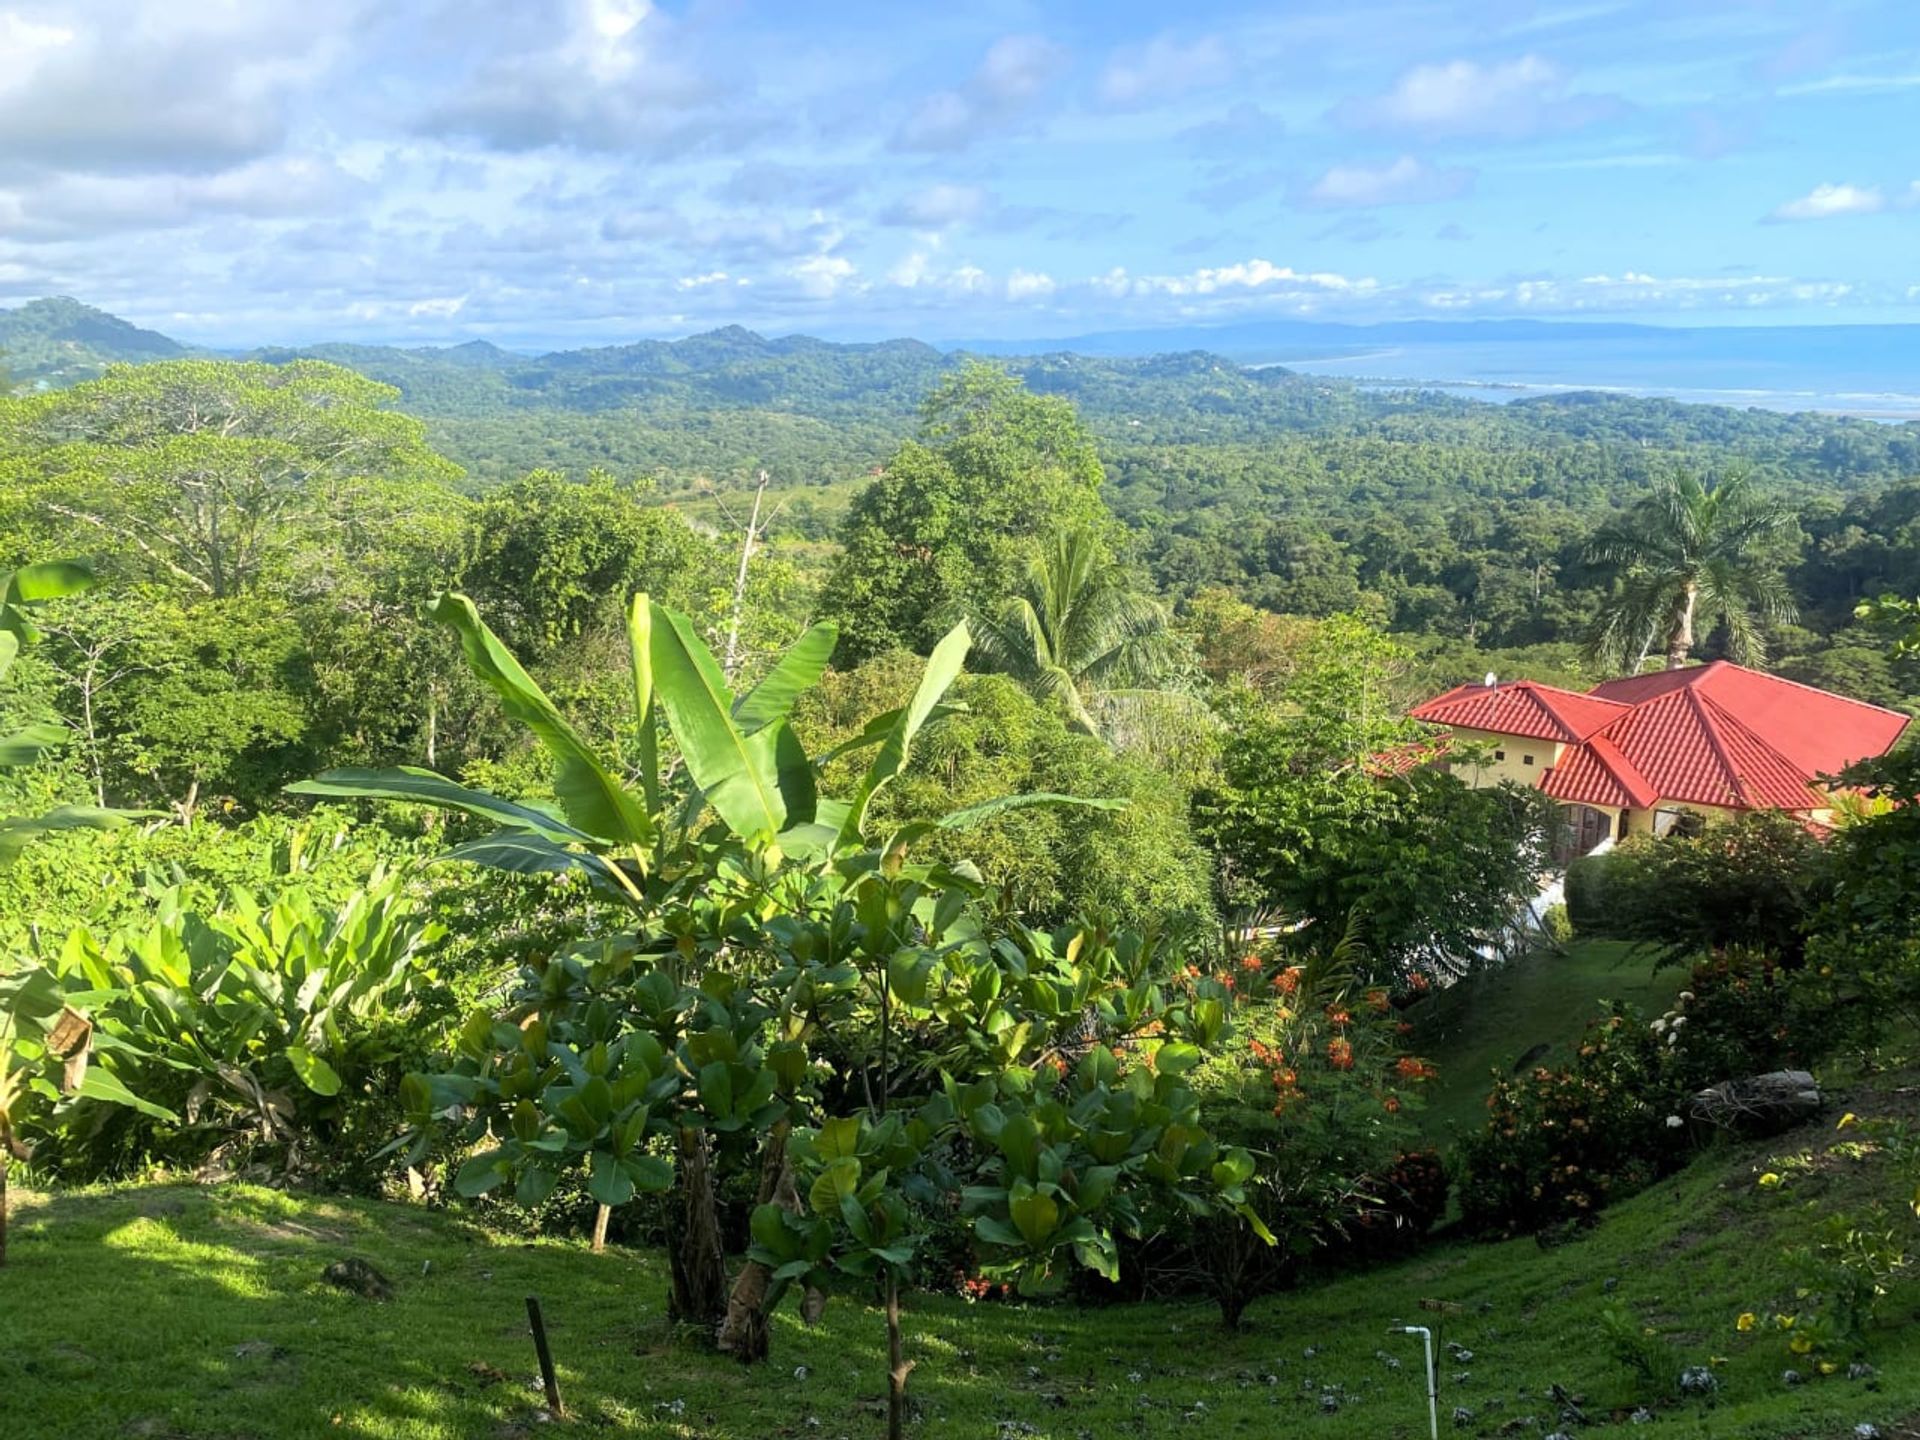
[0,0,1917,347]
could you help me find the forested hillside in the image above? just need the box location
[4,300,1918,710]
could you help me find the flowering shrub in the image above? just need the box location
[1164,938,1435,1324]
[1457,1004,1688,1235]
[1651,949,1825,1093]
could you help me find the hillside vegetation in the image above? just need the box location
[5,1072,1914,1440]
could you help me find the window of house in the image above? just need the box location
[1653,808,1706,839]
[1494,749,1505,761]
[1522,753,1535,766]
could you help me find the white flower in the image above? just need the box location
[1671,1016,1687,1029]
[1678,991,1695,1003]
[1650,1018,1667,1033]
[1666,1115,1683,1129]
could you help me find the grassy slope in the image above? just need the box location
[4,1083,1914,1440]
[1412,939,1690,1144]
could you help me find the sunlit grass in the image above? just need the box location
[2,1074,1914,1439]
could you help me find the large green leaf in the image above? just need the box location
[287,766,593,843]
[732,622,837,734]
[0,631,17,684]
[0,805,152,867]
[429,593,652,846]
[1,561,94,648]
[0,723,68,769]
[440,832,622,893]
[75,1066,178,1122]
[626,594,660,813]
[839,621,971,845]
[5,561,96,604]
[286,1045,343,1097]
[646,601,790,842]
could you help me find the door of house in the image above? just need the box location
[1554,804,1612,865]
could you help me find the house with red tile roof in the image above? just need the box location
[1409,660,1909,861]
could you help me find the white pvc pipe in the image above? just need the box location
[1395,1326,1438,1440]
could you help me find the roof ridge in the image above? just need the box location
[1696,691,1826,802]
[1582,731,1658,808]
[1700,660,1914,722]
[1684,688,1753,807]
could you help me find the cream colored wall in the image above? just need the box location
[1443,726,1565,788]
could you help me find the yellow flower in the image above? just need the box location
[1757,1172,1783,1188]
[1789,1335,1814,1355]
[1775,1313,1796,1330]
[1735,1312,1756,1332]
[1818,1361,1838,1375]
[1710,1356,1729,1367]
[1837,1113,1857,1130]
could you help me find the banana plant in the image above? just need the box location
[0,560,153,864]
[0,962,175,1266]
[291,591,1123,1341]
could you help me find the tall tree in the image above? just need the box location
[824,363,1115,661]
[2,359,459,598]
[970,526,1174,738]
[1585,470,1798,672]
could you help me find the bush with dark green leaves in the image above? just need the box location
[1457,1005,1687,1236]
[1573,812,1827,967]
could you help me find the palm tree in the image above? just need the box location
[971,527,1175,738]
[1585,470,1798,672]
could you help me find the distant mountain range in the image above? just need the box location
[7,297,1920,422]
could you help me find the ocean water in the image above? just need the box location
[1251,327,1920,420]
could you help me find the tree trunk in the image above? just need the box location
[1,1149,9,1269]
[666,1128,729,1334]
[717,1119,794,1362]
[886,1271,914,1440]
[1665,582,1699,670]
[591,1203,610,1254]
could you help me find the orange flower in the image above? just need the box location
[1383,1095,1401,1113]
[1240,953,1263,971]
[1272,967,1302,996]
[1326,1008,1352,1027]
[1365,988,1391,1013]
[1327,1038,1355,1071]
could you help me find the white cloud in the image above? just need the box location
[1304,156,1474,208]
[1334,54,1616,139]
[0,154,364,242]
[1780,71,1920,97]
[1005,268,1055,300]
[675,271,731,291]
[786,253,857,299]
[892,34,1066,152]
[1102,259,1377,299]
[420,0,755,154]
[1766,182,1885,221]
[0,1,339,173]
[1099,34,1231,108]
[880,183,988,228]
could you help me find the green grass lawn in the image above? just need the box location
[1411,939,1690,1145]
[4,1073,1914,1440]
